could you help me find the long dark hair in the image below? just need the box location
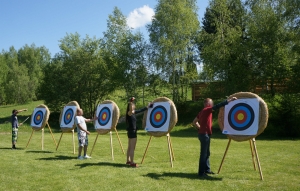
[126,102,130,124]
[126,97,135,124]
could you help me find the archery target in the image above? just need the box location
[95,104,113,129]
[30,108,46,128]
[223,98,259,135]
[145,102,171,132]
[60,106,77,128]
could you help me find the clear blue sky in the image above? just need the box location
[0,0,209,57]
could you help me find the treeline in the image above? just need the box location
[0,45,51,104]
[0,0,299,133]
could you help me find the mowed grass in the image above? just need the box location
[0,101,300,191]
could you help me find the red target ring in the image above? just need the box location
[234,110,247,124]
[33,110,44,126]
[150,106,167,129]
[228,103,255,131]
[64,108,74,125]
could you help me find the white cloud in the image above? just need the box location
[127,5,155,29]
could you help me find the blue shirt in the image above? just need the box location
[11,114,18,128]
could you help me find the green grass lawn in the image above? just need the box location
[0,101,299,191]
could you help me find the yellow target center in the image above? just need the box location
[37,116,40,120]
[103,113,107,119]
[237,113,244,120]
[155,114,161,120]
[67,114,70,119]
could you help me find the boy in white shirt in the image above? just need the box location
[75,108,97,159]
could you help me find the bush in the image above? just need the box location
[263,94,300,137]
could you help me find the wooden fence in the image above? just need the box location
[191,81,289,101]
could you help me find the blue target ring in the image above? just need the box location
[228,103,254,131]
[98,107,111,126]
[33,110,44,125]
[64,108,74,125]
[150,105,167,128]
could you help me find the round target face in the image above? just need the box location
[97,107,111,126]
[33,110,44,126]
[228,103,255,131]
[149,105,168,128]
[64,108,74,125]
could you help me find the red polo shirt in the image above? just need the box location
[196,106,213,135]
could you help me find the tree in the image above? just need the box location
[199,0,249,96]
[102,7,150,101]
[40,33,114,117]
[18,44,51,100]
[0,53,8,104]
[3,47,31,104]
[245,0,295,96]
[147,0,200,102]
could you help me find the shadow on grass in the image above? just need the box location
[0,147,25,150]
[37,155,76,160]
[144,172,222,181]
[75,162,129,168]
[26,150,53,153]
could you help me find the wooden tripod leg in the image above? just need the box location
[167,133,174,168]
[252,138,264,180]
[168,134,175,161]
[41,128,44,150]
[110,131,114,160]
[141,136,153,164]
[72,129,75,154]
[249,139,257,170]
[90,133,99,156]
[47,123,57,146]
[115,129,125,154]
[56,133,64,151]
[218,138,232,174]
[26,129,35,149]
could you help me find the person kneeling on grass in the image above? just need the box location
[75,108,98,160]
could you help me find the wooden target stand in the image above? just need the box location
[217,92,269,180]
[218,138,263,180]
[89,129,125,160]
[141,133,175,167]
[140,97,178,167]
[56,101,79,154]
[55,129,76,154]
[26,123,57,150]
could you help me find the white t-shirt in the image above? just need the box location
[75,116,87,135]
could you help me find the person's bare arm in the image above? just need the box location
[85,117,98,123]
[192,117,200,130]
[77,123,90,135]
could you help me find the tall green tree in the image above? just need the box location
[147,0,200,102]
[0,53,8,104]
[102,7,150,101]
[3,47,31,104]
[199,0,249,96]
[245,0,295,96]
[40,33,114,116]
[18,44,51,100]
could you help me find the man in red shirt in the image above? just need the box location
[193,97,237,177]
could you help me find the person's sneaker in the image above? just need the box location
[83,155,92,159]
[78,156,84,160]
[130,163,138,168]
[205,171,215,175]
[126,161,131,165]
